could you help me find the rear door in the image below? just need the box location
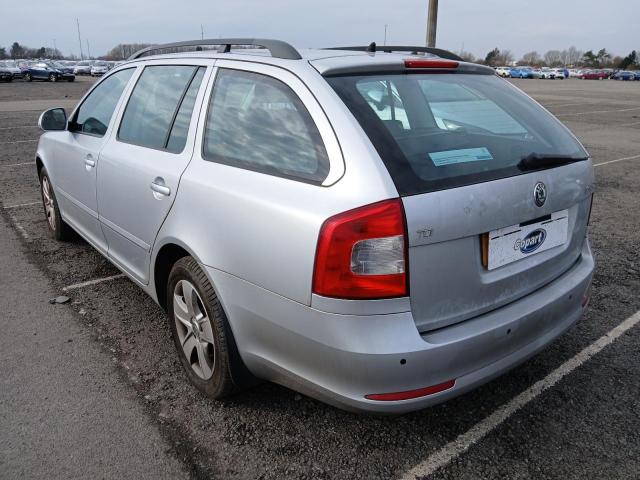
[328,71,593,332]
[97,60,211,284]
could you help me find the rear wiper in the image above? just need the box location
[517,153,588,171]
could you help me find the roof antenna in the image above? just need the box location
[366,42,377,53]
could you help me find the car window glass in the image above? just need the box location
[166,67,206,153]
[202,68,329,184]
[118,65,202,150]
[356,80,410,130]
[73,68,134,137]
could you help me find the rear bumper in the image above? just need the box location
[207,240,594,414]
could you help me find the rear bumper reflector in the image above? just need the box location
[365,379,456,401]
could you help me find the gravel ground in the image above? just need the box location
[0,76,638,479]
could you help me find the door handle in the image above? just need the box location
[150,178,171,197]
[84,154,95,169]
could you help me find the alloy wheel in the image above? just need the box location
[173,279,216,380]
[41,176,56,231]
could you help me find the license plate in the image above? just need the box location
[486,210,569,270]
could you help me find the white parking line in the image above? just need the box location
[594,154,640,167]
[3,201,40,209]
[0,139,37,145]
[62,274,126,292]
[0,125,37,130]
[0,162,32,168]
[557,106,640,117]
[625,121,640,127]
[399,310,640,480]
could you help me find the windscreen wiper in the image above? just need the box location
[517,153,588,171]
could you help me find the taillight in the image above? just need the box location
[312,199,408,299]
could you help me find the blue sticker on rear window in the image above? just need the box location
[429,147,493,166]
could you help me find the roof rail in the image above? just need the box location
[325,45,463,61]
[128,38,302,61]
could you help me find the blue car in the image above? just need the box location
[635,71,640,81]
[23,62,75,82]
[612,71,634,81]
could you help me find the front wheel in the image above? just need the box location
[39,169,73,241]
[67,77,75,82]
[167,257,238,399]
[48,73,57,82]
[24,73,32,82]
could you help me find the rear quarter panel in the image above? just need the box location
[155,60,399,305]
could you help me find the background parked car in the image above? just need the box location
[0,60,23,79]
[23,62,64,82]
[612,70,634,81]
[495,66,511,77]
[582,70,608,80]
[539,67,556,79]
[90,61,109,76]
[73,60,93,75]
[0,65,13,82]
[553,68,566,79]
[47,62,75,82]
[634,71,640,81]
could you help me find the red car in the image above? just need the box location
[582,70,609,80]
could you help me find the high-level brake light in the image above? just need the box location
[312,199,408,299]
[404,59,458,69]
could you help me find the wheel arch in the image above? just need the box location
[152,238,258,388]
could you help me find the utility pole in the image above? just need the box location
[426,0,438,47]
[53,39,57,58]
[76,18,84,60]
[384,24,388,46]
[201,24,204,40]
[86,39,91,59]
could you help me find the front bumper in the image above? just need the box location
[207,240,594,414]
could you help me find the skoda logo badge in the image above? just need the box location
[533,182,547,207]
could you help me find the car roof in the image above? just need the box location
[119,48,493,76]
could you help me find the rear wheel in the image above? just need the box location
[39,169,73,241]
[48,73,57,82]
[167,257,237,398]
[67,77,75,82]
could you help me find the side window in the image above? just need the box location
[118,65,205,152]
[202,68,329,184]
[72,68,134,137]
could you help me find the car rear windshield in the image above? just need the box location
[327,73,587,196]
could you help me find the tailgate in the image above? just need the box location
[403,161,593,332]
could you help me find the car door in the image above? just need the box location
[97,60,211,284]
[49,67,136,251]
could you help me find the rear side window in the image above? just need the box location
[72,68,134,137]
[118,65,205,152]
[328,73,587,196]
[202,68,329,184]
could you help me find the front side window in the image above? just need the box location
[202,68,329,184]
[71,68,134,137]
[118,65,204,152]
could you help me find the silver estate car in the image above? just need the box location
[36,39,594,414]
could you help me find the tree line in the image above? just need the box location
[2,40,638,70]
[457,46,638,69]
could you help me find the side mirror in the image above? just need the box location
[38,108,67,131]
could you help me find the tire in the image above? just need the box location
[39,168,73,241]
[48,73,57,82]
[167,256,237,399]
[24,73,32,82]
[68,77,75,82]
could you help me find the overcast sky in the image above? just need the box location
[2,0,638,59]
